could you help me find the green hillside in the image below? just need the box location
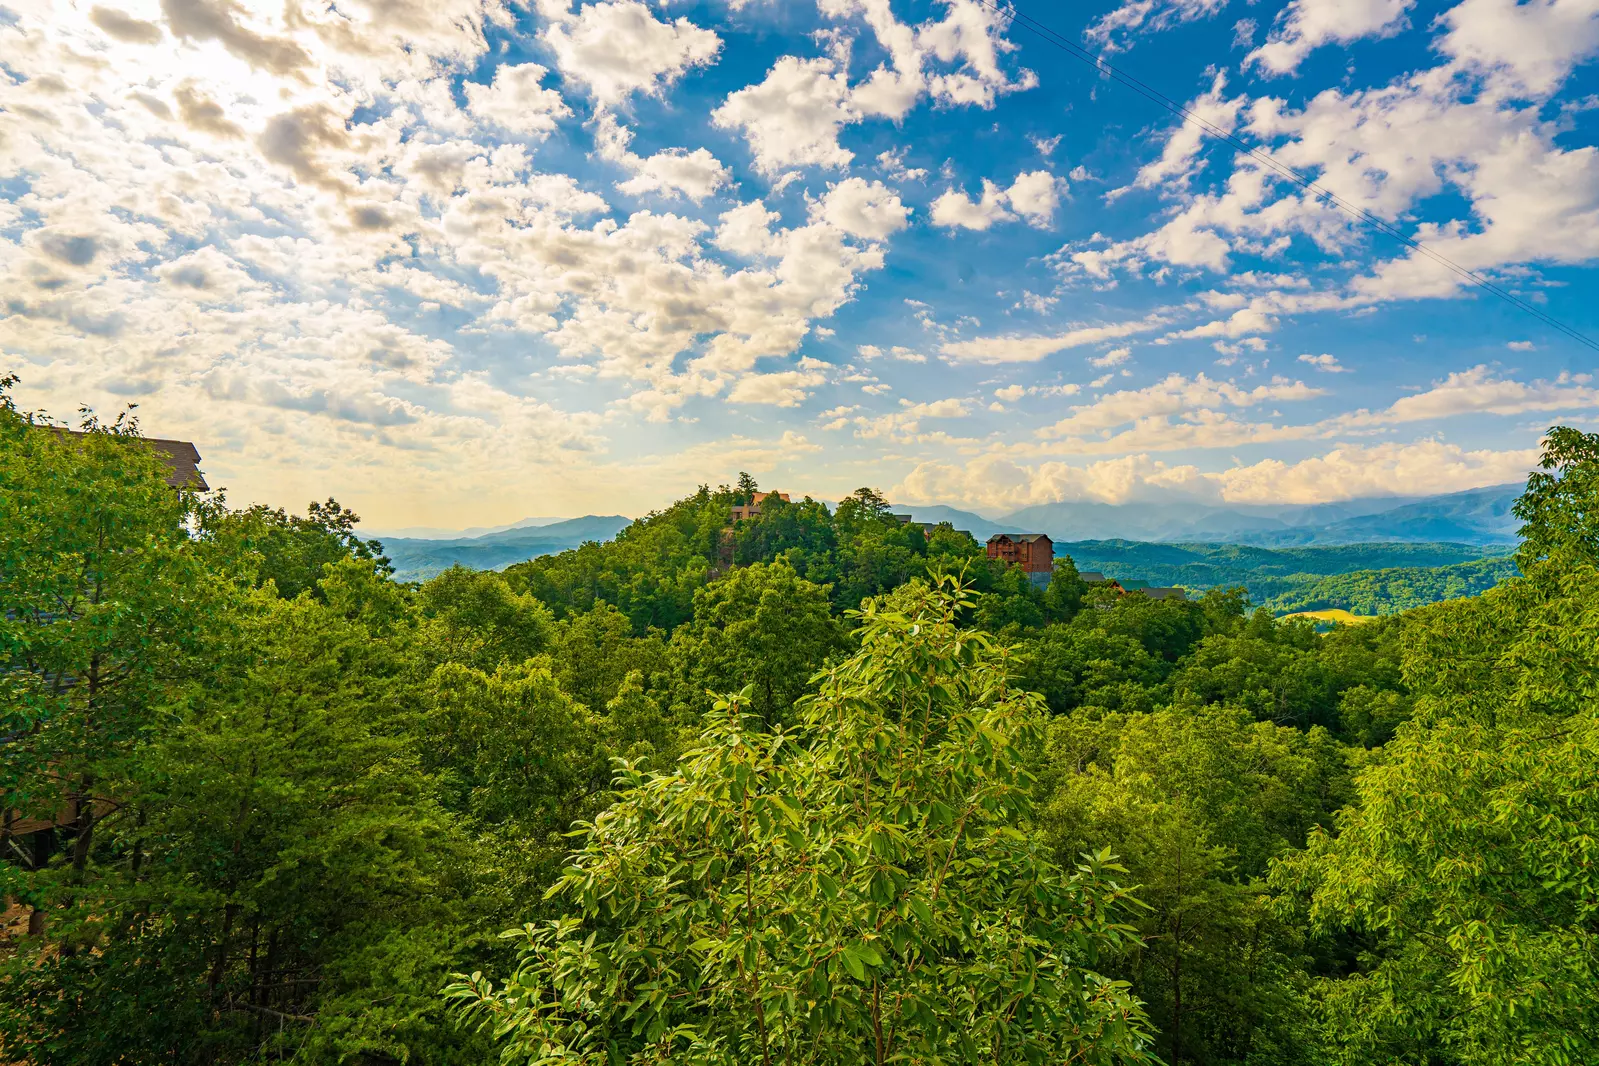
[1262,556,1521,615]
[1056,539,1515,605]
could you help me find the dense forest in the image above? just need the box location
[3,376,1597,1065]
[1053,540,1517,615]
[1260,556,1520,616]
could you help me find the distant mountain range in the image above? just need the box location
[374,515,630,582]
[365,515,572,540]
[896,484,1522,548]
[368,483,1524,584]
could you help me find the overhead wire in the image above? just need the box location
[968,0,1599,354]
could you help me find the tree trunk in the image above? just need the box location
[70,773,95,879]
[208,903,238,1010]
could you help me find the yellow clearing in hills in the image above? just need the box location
[1283,609,1379,625]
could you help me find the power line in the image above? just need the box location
[971,0,1599,355]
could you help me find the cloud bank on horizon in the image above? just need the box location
[1,0,1596,524]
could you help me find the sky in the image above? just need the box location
[3,0,1598,528]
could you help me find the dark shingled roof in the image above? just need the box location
[987,532,1051,543]
[52,429,209,491]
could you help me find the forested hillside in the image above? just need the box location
[3,380,1596,1065]
[1263,556,1521,615]
[1056,539,1515,608]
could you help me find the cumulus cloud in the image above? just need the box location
[930,169,1062,230]
[895,439,1540,511]
[847,396,972,442]
[160,0,312,75]
[1247,0,1416,75]
[877,148,928,182]
[716,1,1036,174]
[542,1,721,108]
[594,114,730,202]
[713,56,857,173]
[1339,365,1599,425]
[1114,72,1242,197]
[174,84,244,137]
[727,369,828,406]
[256,104,354,188]
[1298,353,1349,372]
[154,247,258,301]
[464,63,570,136]
[91,6,164,44]
[1214,440,1540,503]
[1085,0,1599,317]
[813,178,911,240]
[1037,372,1322,445]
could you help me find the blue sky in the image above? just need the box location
[2,0,1597,526]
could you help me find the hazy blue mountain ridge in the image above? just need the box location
[990,485,1519,546]
[378,515,631,581]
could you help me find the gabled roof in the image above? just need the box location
[987,532,1051,543]
[52,429,209,490]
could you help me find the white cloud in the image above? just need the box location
[849,395,972,441]
[1298,353,1349,372]
[464,63,571,136]
[1089,346,1131,368]
[1159,305,1277,342]
[1438,0,1599,96]
[1115,72,1242,197]
[714,201,782,257]
[543,1,722,108]
[877,148,928,182]
[930,180,1013,230]
[727,369,827,406]
[594,114,730,202]
[1247,0,1415,75]
[153,247,258,301]
[1084,0,1228,53]
[896,453,1220,511]
[823,0,1038,113]
[717,2,1037,174]
[930,169,1062,230]
[1088,0,1599,315]
[940,312,1174,363]
[712,56,857,173]
[1037,372,1321,443]
[1339,365,1599,425]
[1003,170,1064,224]
[813,177,911,240]
[1016,290,1057,313]
[1507,340,1536,351]
[895,439,1540,511]
[1214,440,1539,503]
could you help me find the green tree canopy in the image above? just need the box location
[448,579,1157,1066]
[1273,427,1599,1065]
